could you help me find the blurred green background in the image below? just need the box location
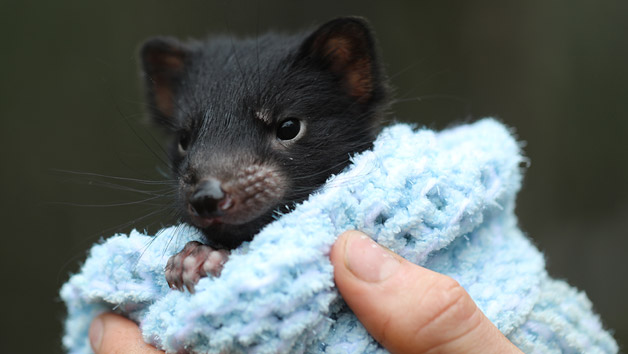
[1,1,626,352]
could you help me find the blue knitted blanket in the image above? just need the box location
[60,119,617,353]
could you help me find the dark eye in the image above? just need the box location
[178,132,191,154]
[276,119,301,141]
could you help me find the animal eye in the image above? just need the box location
[178,132,191,153]
[276,119,301,141]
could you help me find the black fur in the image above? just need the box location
[141,17,389,249]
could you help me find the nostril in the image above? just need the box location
[189,196,219,218]
[189,178,225,218]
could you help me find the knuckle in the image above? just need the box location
[373,311,396,348]
[405,275,484,352]
[422,276,477,327]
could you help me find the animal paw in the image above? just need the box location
[165,241,230,293]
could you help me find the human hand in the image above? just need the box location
[89,313,164,354]
[90,230,521,354]
[330,230,523,353]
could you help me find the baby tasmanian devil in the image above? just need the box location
[140,17,389,292]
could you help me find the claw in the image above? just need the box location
[165,241,230,292]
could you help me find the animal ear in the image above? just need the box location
[297,17,381,103]
[140,37,188,128]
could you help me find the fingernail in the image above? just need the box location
[89,316,103,352]
[345,232,400,282]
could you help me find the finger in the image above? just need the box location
[330,230,522,354]
[89,313,165,354]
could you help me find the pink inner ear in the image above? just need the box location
[345,58,372,102]
[145,47,186,118]
[323,37,373,102]
[324,37,353,67]
[153,79,175,118]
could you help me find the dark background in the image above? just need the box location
[1,1,626,352]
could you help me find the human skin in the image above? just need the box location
[329,230,522,353]
[89,230,522,354]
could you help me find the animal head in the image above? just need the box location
[140,17,388,248]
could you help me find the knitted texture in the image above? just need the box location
[60,119,618,353]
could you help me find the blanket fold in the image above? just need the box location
[61,119,617,353]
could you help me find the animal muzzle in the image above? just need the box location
[186,164,287,228]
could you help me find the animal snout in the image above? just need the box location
[188,178,232,219]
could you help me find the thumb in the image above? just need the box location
[89,313,164,354]
[330,230,522,354]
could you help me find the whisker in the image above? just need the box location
[114,104,173,169]
[223,15,246,81]
[56,205,173,286]
[51,168,175,185]
[388,60,424,81]
[255,1,262,107]
[391,93,470,106]
[47,195,169,208]
[391,69,454,105]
